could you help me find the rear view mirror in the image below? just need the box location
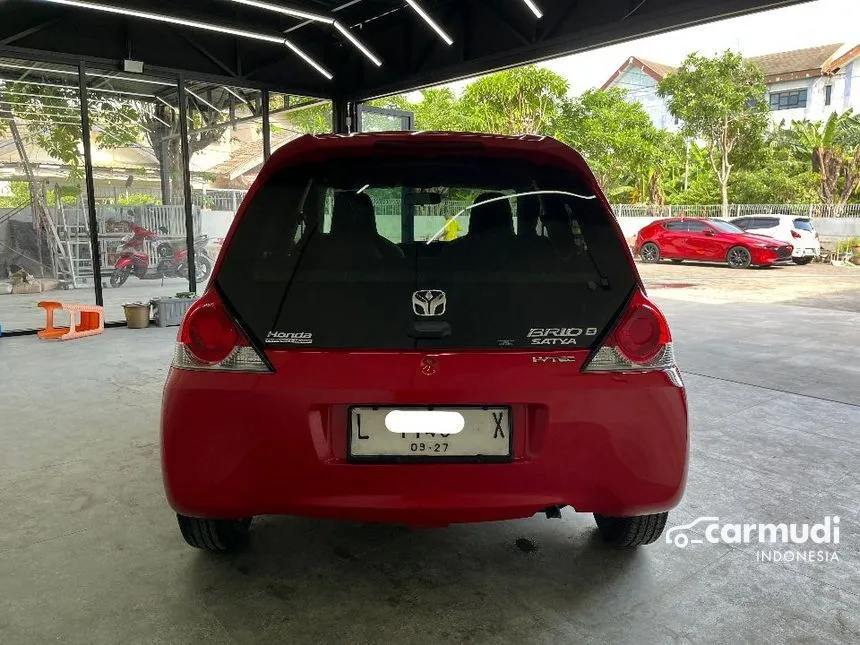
[405,192,442,206]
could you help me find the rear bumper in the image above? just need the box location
[161,368,688,526]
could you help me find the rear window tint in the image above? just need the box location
[217,156,635,351]
[793,218,815,232]
[753,217,780,228]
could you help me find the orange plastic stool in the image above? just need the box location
[37,301,104,340]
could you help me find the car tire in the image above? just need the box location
[593,512,668,547]
[792,257,813,265]
[726,246,752,269]
[640,242,661,263]
[671,259,683,264]
[176,514,251,552]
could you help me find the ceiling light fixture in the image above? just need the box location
[521,0,543,19]
[156,96,179,113]
[283,38,334,79]
[32,0,333,79]
[0,78,154,98]
[228,0,330,23]
[225,0,381,67]
[404,0,453,46]
[333,22,382,67]
[221,86,249,102]
[186,89,227,114]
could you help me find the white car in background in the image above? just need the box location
[728,215,820,265]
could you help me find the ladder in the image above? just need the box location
[4,115,77,285]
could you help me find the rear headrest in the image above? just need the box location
[469,192,514,236]
[330,192,377,237]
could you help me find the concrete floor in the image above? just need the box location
[1,295,858,644]
[0,277,198,331]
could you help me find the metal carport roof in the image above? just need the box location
[0,0,810,100]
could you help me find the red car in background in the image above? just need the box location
[635,218,793,269]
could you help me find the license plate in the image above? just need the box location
[349,406,512,460]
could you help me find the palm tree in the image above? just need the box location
[788,110,860,215]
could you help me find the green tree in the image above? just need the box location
[380,89,467,131]
[658,50,769,216]
[281,101,333,134]
[786,110,860,210]
[460,65,568,135]
[556,88,660,200]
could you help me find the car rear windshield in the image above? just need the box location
[793,218,815,232]
[216,156,636,350]
[710,220,743,234]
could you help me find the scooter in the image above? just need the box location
[110,222,212,288]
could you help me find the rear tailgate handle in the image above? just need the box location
[408,321,452,339]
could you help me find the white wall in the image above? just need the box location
[610,66,679,132]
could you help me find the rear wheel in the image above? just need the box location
[593,512,668,546]
[792,257,813,265]
[110,266,131,288]
[726,246,751,269]
[640,242,661,263]
[177,514,251,552]
[193,255,212,282]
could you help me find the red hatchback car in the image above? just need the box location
[635,217,793,268]
[161,132,688,552]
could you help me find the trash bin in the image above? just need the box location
[151,296,197,327]
[123,302,151,329]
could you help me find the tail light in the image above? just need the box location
[173,289,270,372]
[791,230,801,239]
[584,290,676,374]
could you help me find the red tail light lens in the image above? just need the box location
[181,298,239,364]
[174,290,269,372]
[791,230,801,239]
[615,302,666,362]
[584,291,675,373]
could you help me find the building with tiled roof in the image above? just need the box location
[601,43,860,130]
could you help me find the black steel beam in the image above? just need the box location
[177,73,197,294]
[262,88,271,161]
[0,17,63,46]
[77,61,103,306]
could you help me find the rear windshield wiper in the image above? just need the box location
[425,190,596,244]
[271,179,319,326]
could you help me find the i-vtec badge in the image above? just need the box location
[527,327,598,346]
[266,331,313,345]
[533,355,577,364]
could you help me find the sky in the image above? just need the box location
[436,0,860,97]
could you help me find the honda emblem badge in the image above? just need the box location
[412,290,447,317]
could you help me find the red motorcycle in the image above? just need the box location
[110,222,212,288]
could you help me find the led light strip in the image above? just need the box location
[225,0,382,67]
[405,0,453,46]
[521,0,543,19]
[186,89,227,114]
[0,78,154,98]
[32,0,333,79]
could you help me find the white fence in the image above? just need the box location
[612,204,860,218]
